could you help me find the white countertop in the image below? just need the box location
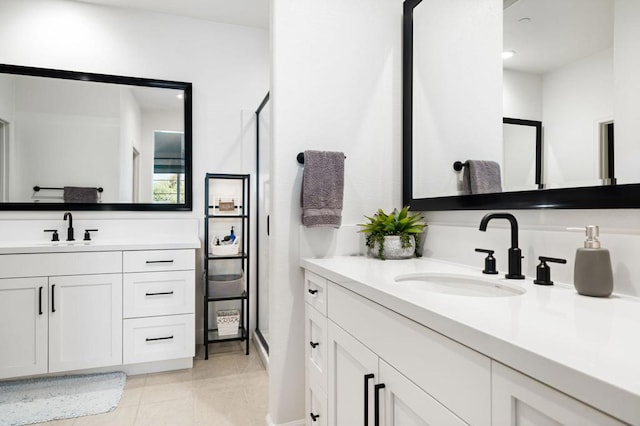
[0,239,200,254]
[301,255,640,424]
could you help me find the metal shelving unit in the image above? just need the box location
[203,173,250,359]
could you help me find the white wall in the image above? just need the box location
[270,0,402,423]
[412,0,503,198]
[542,48,613,187]
[0,0,268,339]
[119,87,142,203]
[503,69,542,120]
[613,0,640,185]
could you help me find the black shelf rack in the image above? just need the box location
[203,173,250,359]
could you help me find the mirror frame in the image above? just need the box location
[0,63,192,211]
[402,0,640,211]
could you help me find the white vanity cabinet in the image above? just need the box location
[0,247,196,380]
[304,270,490,426]
[122,249,195,365]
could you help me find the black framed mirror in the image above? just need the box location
[403,0,640,210]
[0,64,192,211]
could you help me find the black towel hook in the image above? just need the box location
[453,161,469,172]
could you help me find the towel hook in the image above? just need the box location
[453,161,469,172]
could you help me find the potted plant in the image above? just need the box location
[359,206,426,260]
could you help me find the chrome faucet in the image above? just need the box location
[63,212,74,241]
[479,213,524,279]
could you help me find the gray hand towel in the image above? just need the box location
[63,186,98,203]
[462,160,502,195]
[301,150,344,228]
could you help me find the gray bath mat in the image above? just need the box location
[0,371,126,425]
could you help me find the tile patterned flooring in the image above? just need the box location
[38,341,268,426]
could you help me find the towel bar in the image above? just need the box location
[297,152,347,165]
[33,186,104,193]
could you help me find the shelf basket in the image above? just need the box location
[217,309,240,336]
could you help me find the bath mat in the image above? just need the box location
[0,371,126,426]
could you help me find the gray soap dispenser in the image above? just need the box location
[573,225,613,297]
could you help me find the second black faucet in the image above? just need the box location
[479,212,524,279]
[63,212,74,241]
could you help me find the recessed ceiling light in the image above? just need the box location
[177,93,184,99]
[502,50,516,60]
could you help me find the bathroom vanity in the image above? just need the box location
[302,256,639,425]
[0,241,198,380]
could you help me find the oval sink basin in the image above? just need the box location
[394,273,526,297]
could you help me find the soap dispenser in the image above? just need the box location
[573,225,613,297]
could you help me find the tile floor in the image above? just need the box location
[38,341,268,426]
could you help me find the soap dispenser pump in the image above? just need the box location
[573,225,613,297]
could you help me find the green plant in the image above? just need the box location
[358,206,426,260]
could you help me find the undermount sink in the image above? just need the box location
[394,272,526,297]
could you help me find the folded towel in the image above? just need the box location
[301,150,344,228]
[63,186,98,203]
[462,160,502,195]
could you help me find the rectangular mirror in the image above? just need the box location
[0,64,192,211]
[403,0,640,210]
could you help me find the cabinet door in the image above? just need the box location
[327,320,378,426]
[492,362,624,426]
[0,277,48,379]
[379,360,465,426]
[49,274,123,372]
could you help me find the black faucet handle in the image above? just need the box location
[44,229,59,242]
[534,256,567,285]
[539,256,567,264]
[475,248,498,275]
[83,229,99,241]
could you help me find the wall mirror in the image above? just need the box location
[403,0,640,210]
[0,64,192,211]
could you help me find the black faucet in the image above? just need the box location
[478,213,524,279]
[63,212,74,241]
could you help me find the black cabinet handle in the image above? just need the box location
[145,260,174,264]
[364,373,375,426]
[374,383,386,426]
[308,288,318,295]
[38,286,43,315]
[145,335,174,342]
[145,291,174,296]
[310,412,320,422]
[309,341,319,349]
[51,284,56,313]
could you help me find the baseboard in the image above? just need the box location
[265,414,305,426]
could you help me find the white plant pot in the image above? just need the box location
[370,235,416,260]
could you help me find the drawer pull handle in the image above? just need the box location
[364,373,374,426]
[309,341,319,349]
[308,288,318,295]
[310,413,320,422]
[146,260,174,264]
[146,335,174,342]
[145,291,174,296]
[374,383,386,426]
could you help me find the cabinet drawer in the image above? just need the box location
[306,382,327,426]
[123,270,195,318]
[123,249,194,273]
[0,251,121,278]
[305,304,328,392]
[328,282,491,426]
[123,314,195,364]
[305,271,327,316]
